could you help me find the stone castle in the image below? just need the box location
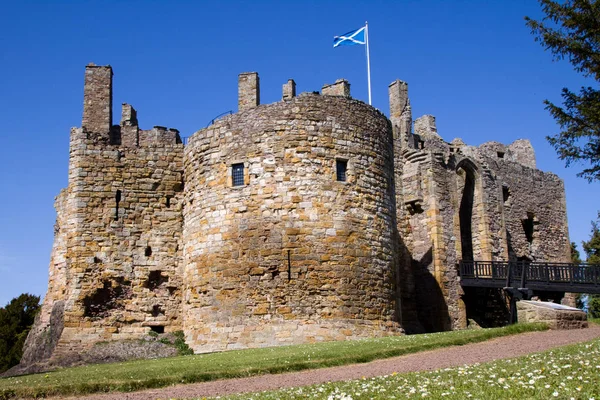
[23,64,571,362]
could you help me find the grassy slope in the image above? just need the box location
[221,332,600,399]
[0,323,547,399]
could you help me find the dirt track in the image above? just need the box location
[63,325,600,400]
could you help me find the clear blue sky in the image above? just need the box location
[0,1,598,306]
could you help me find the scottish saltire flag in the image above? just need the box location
[333,26,366,47]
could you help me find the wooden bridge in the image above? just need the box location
[459,260,600,294]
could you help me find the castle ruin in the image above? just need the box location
[22,64,571,363]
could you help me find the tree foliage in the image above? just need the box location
[582,214,600,264]
[526,0,600,181]
[0,293,40,373]
[581,214,600,316]
[571,241,583,263]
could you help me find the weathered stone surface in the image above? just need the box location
[517,300,588,329]
[82,63,112,138]
[282,79,296,100]
[322,79,350,97]
[183,93,400,352]
[23,64,573,366]
[238,72,259,111]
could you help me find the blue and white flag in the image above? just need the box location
[333,26,366,47]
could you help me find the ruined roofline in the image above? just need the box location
[80,63,181,147]
[81,64,542,169]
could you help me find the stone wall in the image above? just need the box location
[182,90,401,352]
[53,127,184,354]
[27,65,185,360]
[393,89,570,330]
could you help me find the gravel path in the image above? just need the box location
[63,325,600,400]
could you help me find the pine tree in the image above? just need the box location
[582,217,600,264]
[571,241,583,264]
[526,0,600,181]
[0,294,40,373]
[582,214,600,317]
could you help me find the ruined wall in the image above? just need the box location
[388,80,421,333]
[182,86,401,352]
[28,65,185,359]
[60,129,184,340]
[394,103,570,330]
[478,145,570,263]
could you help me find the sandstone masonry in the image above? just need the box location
[23,64,572,362]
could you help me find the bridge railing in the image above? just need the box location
[459,260,600,291]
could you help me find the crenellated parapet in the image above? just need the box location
[80,64,181,148]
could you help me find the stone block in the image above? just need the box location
[517,300,588,330]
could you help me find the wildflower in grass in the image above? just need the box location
[217,336,600,400]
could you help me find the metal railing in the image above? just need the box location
[459,260,600,293]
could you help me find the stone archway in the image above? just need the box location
[456,159,486,261]
[458,165,476,261]
[456,159,506,327]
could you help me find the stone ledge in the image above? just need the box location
[517,300,588,330]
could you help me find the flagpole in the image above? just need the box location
[365,21,372,105]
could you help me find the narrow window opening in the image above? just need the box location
[336,159,348,182]
[166,196,171,208]
[522,212,535,244]
[287,249,292,281]
[502,186,510,203]
[150,325,164,334]
[115,190,122,221]
[232,163,245,186]
[145,246,152,257]
[93,256,101,264]
[497,151,505,159]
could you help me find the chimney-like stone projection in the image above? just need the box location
[238,72,260,111]
[388,79,412,145]
[283,79,296,100]
[322,79,350,97]
[82,63,113,138]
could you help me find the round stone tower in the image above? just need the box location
[182,78,401,352]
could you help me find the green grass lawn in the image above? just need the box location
[219,331,600,399]
[0,323,547,399]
